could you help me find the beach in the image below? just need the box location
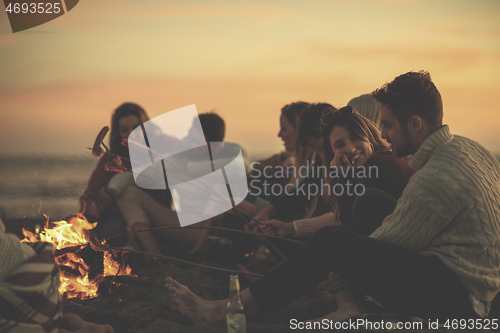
[2,217,319,333]
[3,216,457,333]
[1,154,498,332]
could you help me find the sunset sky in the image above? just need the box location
[1,0,499,159]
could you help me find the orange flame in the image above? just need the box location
[22,215,134,300]
[104,251,133,276]
[23,216,96,250]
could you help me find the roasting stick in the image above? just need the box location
[104,225,302,245]
[118,247,262,278]
[86,235,263,278]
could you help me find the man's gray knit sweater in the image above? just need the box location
[371,125,500,302]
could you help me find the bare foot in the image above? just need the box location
[164,276,226,324]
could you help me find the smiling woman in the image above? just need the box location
[328,123,374,167]
[320,105,414,232]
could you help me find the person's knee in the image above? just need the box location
[116,184,140,205]
[131,222,150,231]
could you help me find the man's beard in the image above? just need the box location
[394,129,414,158]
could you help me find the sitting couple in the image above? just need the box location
[165,71,500,323]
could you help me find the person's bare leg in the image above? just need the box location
[132,222,162,255]
[59,313,114,333]
[165,277,260,324]
[306,289,363,323]
[117,185,201,248]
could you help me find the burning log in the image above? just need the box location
[21,216,267,301]
[54,244,87,257]
[22,215,135,300]
[97,275,149,296]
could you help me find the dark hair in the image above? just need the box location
[321,106,390,172]
[109,102,149,154]
[198,112,225,142]
[321,106,390,207]
[281,102,310,130]
[298,103,337,147]
[372,70,443,129]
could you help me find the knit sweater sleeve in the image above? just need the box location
[370,169,466,251]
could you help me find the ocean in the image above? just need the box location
[0,155,97,220]
[1,153,499,221]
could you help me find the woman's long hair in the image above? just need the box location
[321,106,390,207]
[109,102,149,156]
[280,102,312,187]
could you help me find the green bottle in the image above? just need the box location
[227,274,246,333]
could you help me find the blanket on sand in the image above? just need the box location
[0,218,61,333]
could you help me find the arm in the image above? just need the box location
[370,176,464,251]
[257,212,340,239]
[258,219,295,237]
[245,204,277,233]
[293,212,340,238]
[254,204,276,221]
[79,153,114,217]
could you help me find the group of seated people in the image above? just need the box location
[81,93,412,256]
[2,70,498,332]
[163,70,500,323]
[83,70,499,324]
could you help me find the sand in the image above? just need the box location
[3,218,462,333]
[3,218,314,332]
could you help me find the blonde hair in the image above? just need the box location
[347,94,380,126]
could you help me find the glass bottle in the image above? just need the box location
[226,274,246,333]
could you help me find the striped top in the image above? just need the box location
[0,221,61,333]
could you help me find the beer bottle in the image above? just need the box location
[226,274,246,333]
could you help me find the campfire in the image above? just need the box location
[22,215,133,300]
